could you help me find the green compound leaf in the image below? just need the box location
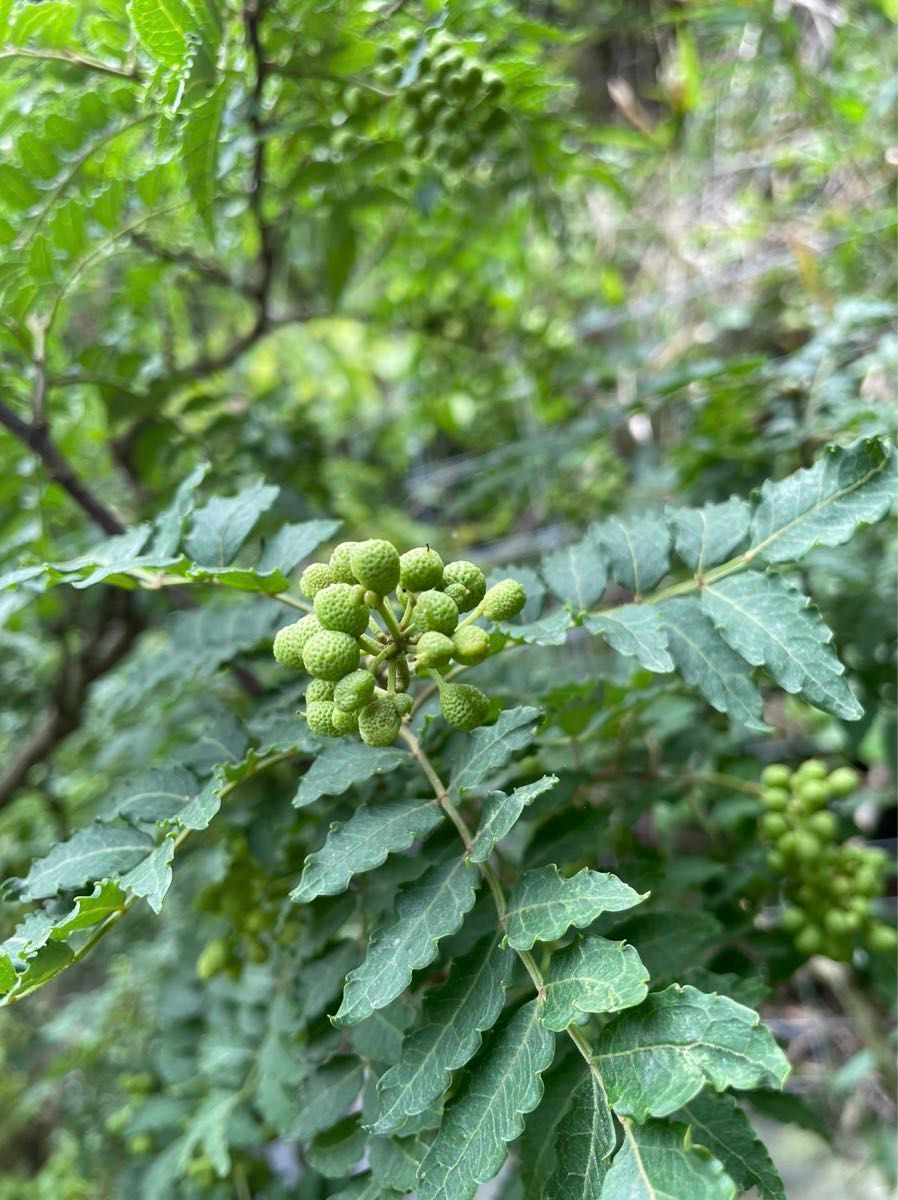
[350,995,416,1067]
[291,1055,364,1140]
[505,865,647,952]
[497,608,572,646]
[591,514,670,595]
[416,1000,556,1200]
[583,604,674,673]
[257,518,341,576]
[149,462,210,556]
[14,822,155,901]
[333,855,480,1027]
[541,935,649,1032]
[184,478,279,568]
[679,1091,786,1200]
[291,797,443,903]
[294,742,407,807]
[701,572,862,720]
[450,705,542,792]
[602,1120,736,1200]
[369,1133,428,1191]
[750,435,897,565]
[542,533,608,610]
[307,1116,367,1177]
[667,497,751,573]
[373,935,515,1134]
[182,81,226,234]
[470,774,559,863]
[658,598,769,731]
[119,834,176,913]
[543,1073,613,1199]
[127,0,221,70]
[597,984,790,1120]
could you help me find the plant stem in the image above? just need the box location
[376,598,404,642]
[274,592,313,613]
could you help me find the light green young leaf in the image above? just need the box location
[292,1055,364,1139]
[750,436,896,564]
[505,865,646,952]
[15,822,155,901]
[416,1000,556,1200]
[257,518,341,576]
[541,936,649,1032]
[184,479,279,568]
[182,82,226,234]
[667,498,751,573]
[584,604,674,673]
[597,984,790,1120]
[334,855,479,1026]
[701,572,862,720]
[294,742,408,807]
[450,706,542,792]
[602,1120,736,1200]
[291,797,443,903]
[592,514,670,595]
[127,0,221,70]
[679,1091,786,1200]
[543,1074,612,1199]
[542,534,608,610]
[119,835,176,913]
[470,774,558,863]
[149,462,210,556]
[658,598,769,730]
[373,935,514,1133]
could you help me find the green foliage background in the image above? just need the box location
[0,1,895,1197]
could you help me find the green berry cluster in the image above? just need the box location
[374,29,506,168]
[273,539,527,744]
[758,760,896,960]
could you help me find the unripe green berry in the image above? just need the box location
[415,630,455,667]
[832,875,852,897]
[793,831,821,862]
[392,692,413,717]
[300,562,335,598]
[305,700,343,738]
[854,867,880,897]
[795,758,827,782]
[273,615,321,669]
[780,906,805,933]
[761,763,792,788]
[302,630,361,680]
[332,706,359,734]
[415,589,459,635]
[350,539,400,596]
[441,560,486,612]
[358,697,401,746]
[794,925,822,956]
[333,668,376,713]
[482,578,526,621]
[760,787,789,812]
[399,546,444,591]
[196,937,229,980]
[452,624,490,666]
[761,813,788,840]
[808,811,837,841]
[439,682,489,730]
[827,766,859,797]
[766,850,786,872]
[314,582,370,637]
[868,923,898,953]
[444,582,469,608]
[824,910,850,936]
[329,541,360,584]
[306,678,335,703]
[797,779,828,810]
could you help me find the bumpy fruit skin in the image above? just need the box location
[329,541,359,584]
[442,560,486,612]
[334,668,376,713]
[273,615,321,668]
[332,706,360,734]
[305,701,342,738]
[482,578,526,621]
[452,624,490,666]
[302,630,360,680]
[350,539,401,596]
[300,562,335,599]
[392,692,413,716]
[439,682,489,730]
[358,697,401,746]
[415,589,459,635]
[314,582,370,637]
[415,630,455,667]
[306,678,335,703]
[399,546,444,591]
[827,766,859,797]
[761,763,792,788]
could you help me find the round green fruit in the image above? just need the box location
[482,578,526,621]
[760,787,789,812]
[761,763,792,788]
[196,937,229,980]
[302,630,361,680]
[333,668,376,713]
[868,923,898,953]
[442,560,486,611]
[795,758,827,782]
[128,1134,153,1156]
[793,831,821,862]
[415,630,455,667]
[329,541,360,584]
[299,562,335,599]
[305,701,343,738]
[452,624,490,666]
[765,850,786,872]
[350,539,401,596]
[273,614,321,669]
[827,766,859,797]
[780,906,805,933]
[808,811,837,841]
[392,692,413,717]
[306,678,335,703]
[358,697,401,746]
[439,682,490,730]
[332,706,360,734]
[796,779,828,810]
[415,589,459,635]
[314,582,370,637]
[824,910,850,936]
[794,925,822,956]
[761,813,788,840]
[399,546,444,591]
